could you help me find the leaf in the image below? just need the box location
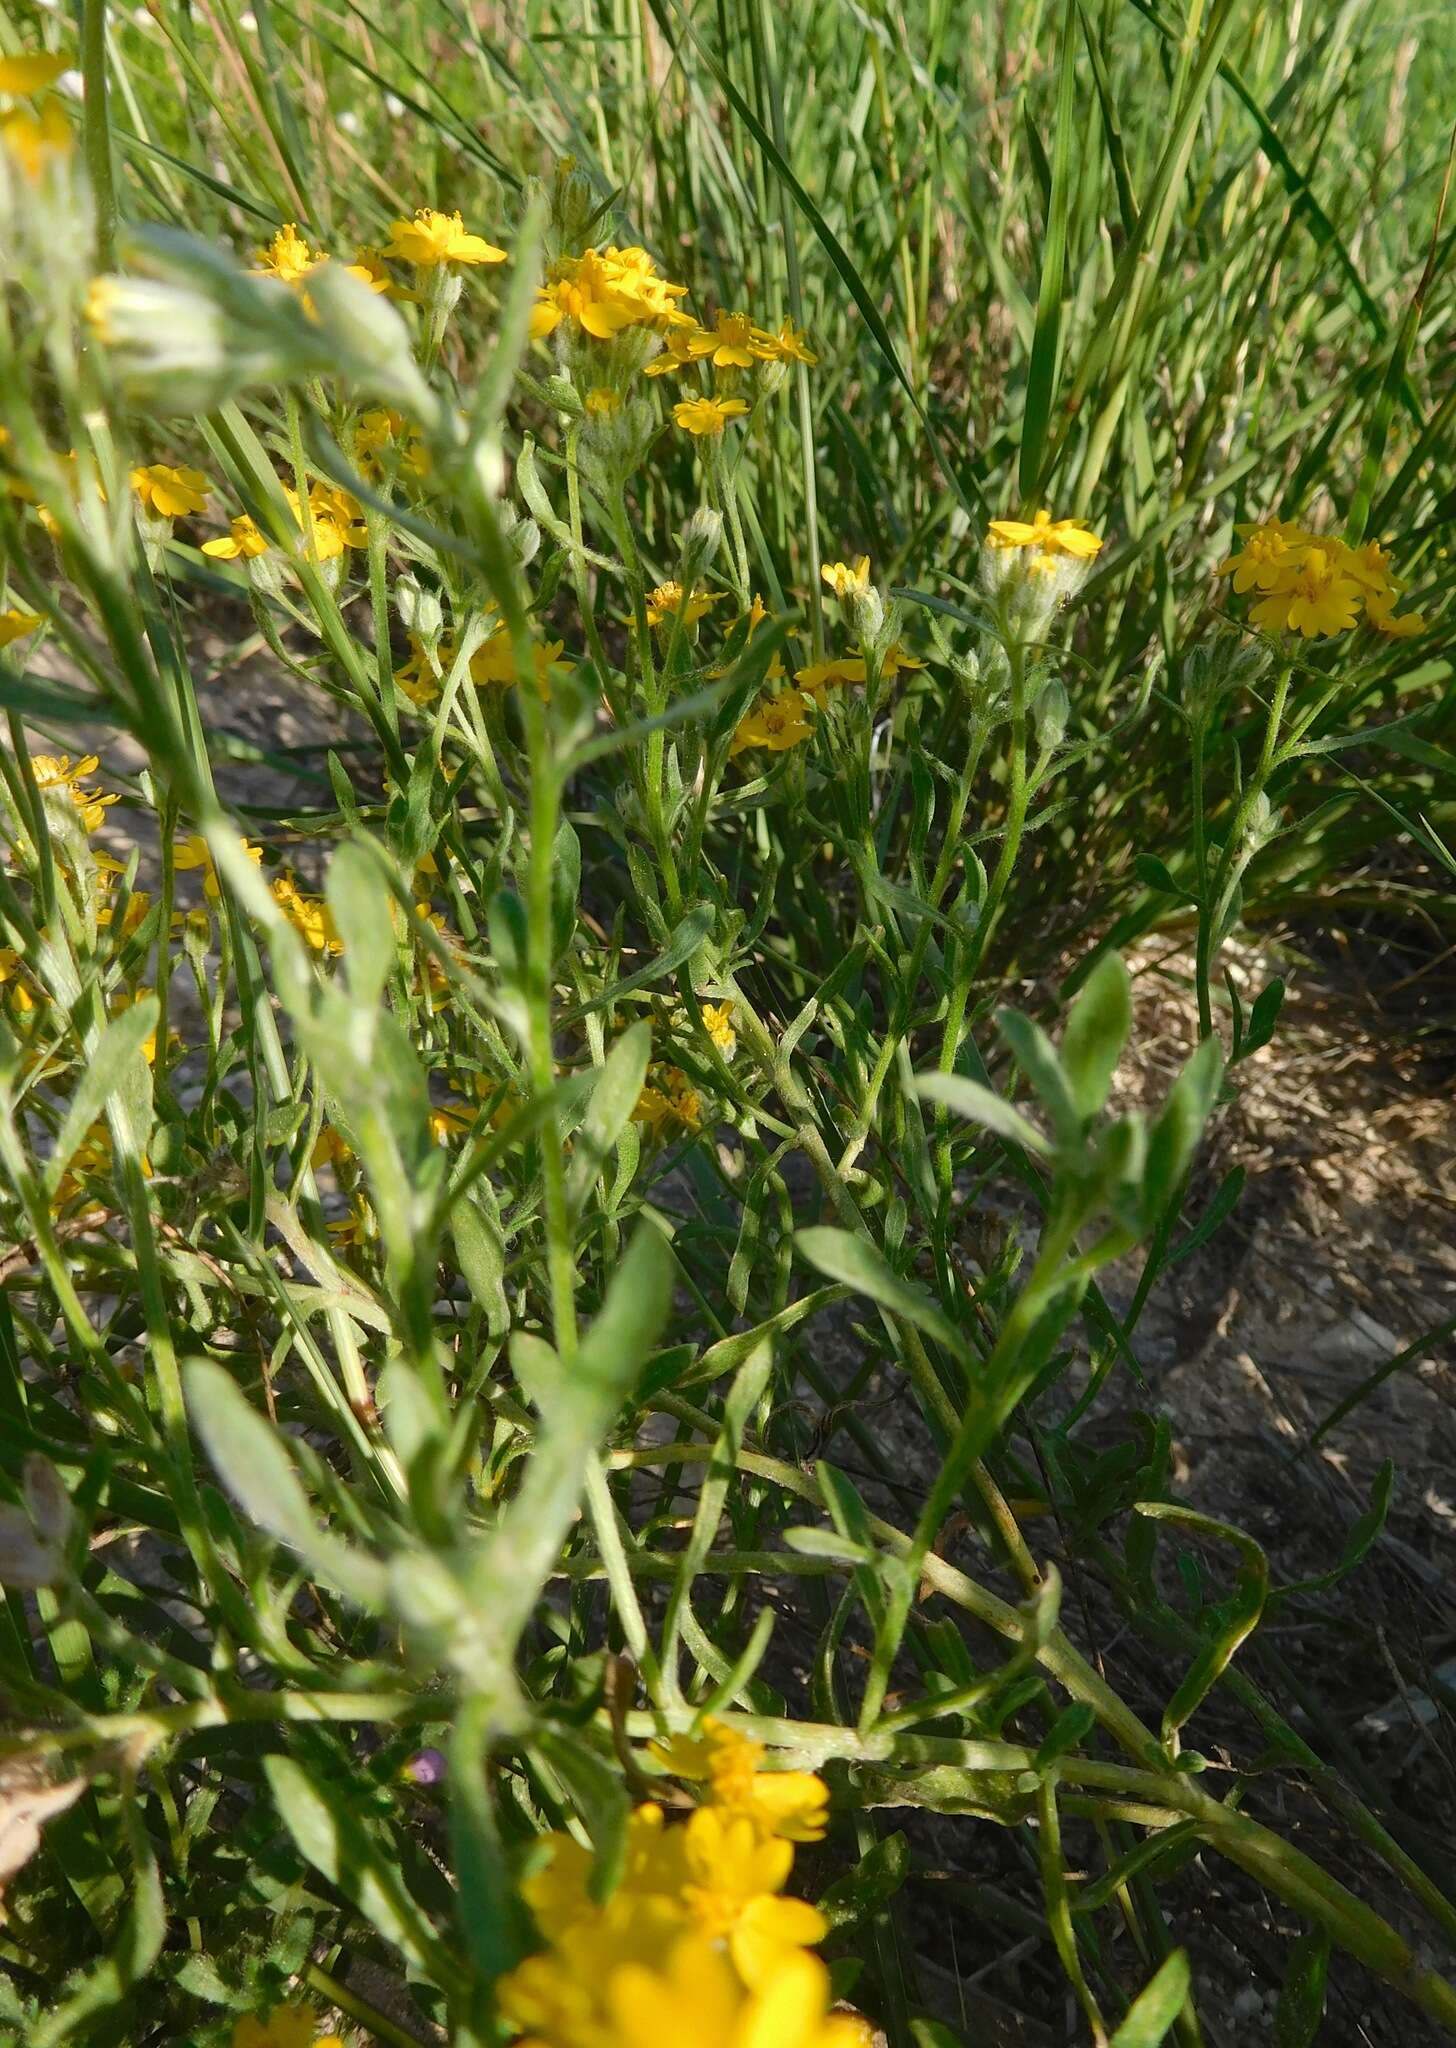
[264,1755,456,1984]
[1143,1036,1222,1215]
[794,1227,967,1361]
[447,1696,530,1986]
[1020,0,1080,498]
[183,1360,388,1609]
[1060,953,1132,1121]
[1112,1950,1191,2048]
[1133,1503,1268,1746]
[326,840,396,1010]
[535,1728,631,1903]
[996,1007,1082,1141]
[44,999,159,1199]
[1273,1929,1330,2048]
[914,1073,1051,1156]
[565,1021,652,1213]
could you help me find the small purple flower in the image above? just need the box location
[404,1747,446,1787]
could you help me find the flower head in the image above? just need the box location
[202,513,269,561]
[698,310,757,368]
[634,1064,703,1140]
[987,508,1102,559]
[231,2011,343,2048]
[794,657,865,703]
[673,395,750,437]
[749,317,818,366]
[1249,546,1362,638]
[0,608,44,647]
[471,625,568,699]
[32,753,119,833]
[820,557,871,599]
[2,99,72,180]
[646,581,723,630]
[271,873,342,953]
[131,464,210,521]
[0,53,70,96]
[254,223,321,285]
[730,688,816,756]
[1215,517,1310,594]
[384,208,507,268]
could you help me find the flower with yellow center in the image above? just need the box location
[1215,517,1311,594]
[393,630,452,708]
[2,99,72,179]
[384,208,507,268]
[32,753,119,833]
[1250,546,1362,638]
[0,948,35,1014]
[700,1000,737,1057]
[254,223,321,285]
[0,52,70,95]
[646,581,723,629]
[820,557,871,598]
[878,638,926,677]
[0,608,44,647]
[794,657,866,704]
[1364,590,1426,638]
[644,325,710,377]
[470,626,568,698]
[532,249,641,341]
[987,508,1102,559]
[673,395,750,437]
[697,311,756,368]
[202,514,269,561]
[343,245,394,293]
[650,1719,830,1842]
[271,874,342,954]
[749,317,818,366]
[730,688,816,756]
[173,833,262,901]
[231,2009,344,2048]
[609,1938,872,2048]
[584,386,621,417]
[131,464,210,521]
[680,1806,827,1988]
[634,1064,703,1140]
[354,408,431,482]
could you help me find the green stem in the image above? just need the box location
[82,0,117,272]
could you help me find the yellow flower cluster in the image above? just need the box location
[202,481,367,564]
[1217,518,1424,639]
[394,625,568,707]
[254,209,504,294]
[633,1062,703,1140]
[987,508,1103,561]
[532,244,692,341]
[500,1721,867,2048]
[30,753,120,834]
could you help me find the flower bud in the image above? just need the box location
[306,260,439,425]
[548,155,597,256]
[1033,677,1069,751]
[678,505,724,579]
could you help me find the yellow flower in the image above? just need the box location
[650,1720,830,1842]
[173,833,261,901]
[31,753,119,833]
[634,1064,703,1139]
[271,873,342,953]
[749,317,818,367]
[646,581,723,629]
[0,52,70,95]
[1249,546,1362,638]
[609,1938,871,2048]
[0,608,44,647]
[820,557,871,598]
[0,948,35,1013]
[673,395,750,437]
[231,2010,341,2048]
[879,638,925,676]
[1,99,71,179]
[794,657,865,703]
[1365,590,1426,638]
[254,223,321,285]
[584,385,621,416]
[698,311,757,368]
[644,325,710,377]
[1215,517,1310,594]
[202,513,269,560]
[700,1000,737,1057]
[394,631,451,707]
[730,688,816,756]
[681,1805,826,1986]
[384,208,507,268]
[354,408,430,482]
[305,482,368,556]
[343,245,394,293]
[131,464,210,520]
[470,625,568,698]
[987,508,1102,559]
[429,1103,471,1145]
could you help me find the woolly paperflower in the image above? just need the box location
[131,464,210,520]
[383,208,507,268]
[987,509,1102,558]
[673,395,750,437]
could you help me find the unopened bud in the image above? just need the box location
[679,505,724,578]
